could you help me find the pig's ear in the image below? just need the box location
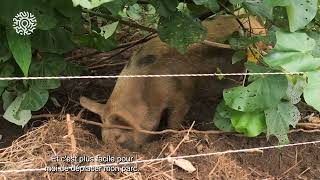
[80,96,104,116]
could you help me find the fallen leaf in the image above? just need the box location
[168,158,196,173]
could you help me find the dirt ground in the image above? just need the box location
[1,48,320,179]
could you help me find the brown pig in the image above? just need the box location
[80,16,245,150]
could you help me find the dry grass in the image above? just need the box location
[0,115,249,180]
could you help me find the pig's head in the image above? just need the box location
[79,69,166,151]
[80,95,151,151]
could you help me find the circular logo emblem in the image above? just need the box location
[13,11,37,36]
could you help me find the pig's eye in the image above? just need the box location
[110,114,130,128]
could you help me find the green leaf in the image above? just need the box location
[29,55,66,89]
[100,21,119,39]
[63,63,85,76]
[265,0,290,7]
[264,31,320,72]
[231,111,266,137]
[32,28,76,54]
[0,88,4,96]
[32,4,58,30]
[158,12,207,53]
[192,0,219,12]
[303,71,320,112]
[103,0,134,16]
[72,0,115,9]
[6,29,31,77]
[274,31,315,52]
[153,0,178,17]
[20,87,48,111]
[2,90,16,111]
[229,36,264,50]
[0,63,14,88]
[265,102,300,144]
[49,0,82,18]
[0,35,11,63]
[244,0,273,20]
[286,0,318,32]
[245,62,274,82]
[232,50,246,64]
[224,74,288,112]
[213,101,235,132]
[71,32,117,52]
[3,94,32,127]
[127,4,143,20]
[229,0,245,5]
[265,52,320,72]
[245,62,273,73]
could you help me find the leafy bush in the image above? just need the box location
[0,0,319,144]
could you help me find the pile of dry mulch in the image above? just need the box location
[0,115,250,180]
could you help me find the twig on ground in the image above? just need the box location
[75,117,320,136]
[202,40,231,49]
[64,114,77,154]
[280,159,303,177]
[297,123,320,129]
[169,121,195,157]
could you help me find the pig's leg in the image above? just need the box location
[167,95,190,129]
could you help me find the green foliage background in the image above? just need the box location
[0,0,319,144]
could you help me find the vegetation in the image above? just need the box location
[0,0,319,144]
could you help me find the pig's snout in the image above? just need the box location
[102,114,142,151]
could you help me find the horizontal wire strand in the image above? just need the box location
[0,72,304,81]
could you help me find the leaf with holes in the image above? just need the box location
[3,94,32,127]
[223,74,288,112]
[303,71,320,112]
[6,29,31,77]
[308,32,320,58]
[100,21,119,39]
[158,12,207,53]
[285,76,306,104]
[286,0,318,32]
[213,101,235,132]
[20,87,49,111]
[265,102,300,144]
